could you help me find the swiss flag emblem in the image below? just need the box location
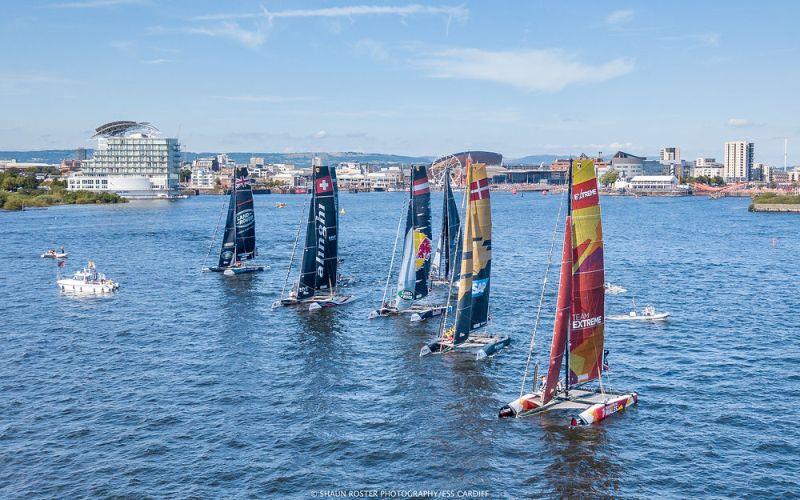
[315,175,333,194]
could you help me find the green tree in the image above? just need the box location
[179,168,192,183]
[600,168,619,187]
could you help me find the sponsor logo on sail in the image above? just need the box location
[472,278,488,296]
[235,209,255,229]
[414,231,431,269]
[398,290,414,300]
[316,203,327,278]
[572,312,603,329]
[315,175,333,194]
[221,250,233,262]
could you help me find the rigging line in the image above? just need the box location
[519,182,567,398]
[381,197,408,309]
[279,188,310,300]
[202,196,228,270]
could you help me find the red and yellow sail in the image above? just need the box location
[568,158,605,385]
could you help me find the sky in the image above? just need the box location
[1,0,799,163]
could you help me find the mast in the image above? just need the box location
[232,168,238,264]
[564,159,573,396]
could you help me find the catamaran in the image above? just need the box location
[203,166,266,276]
[274,158,354,311]
[499,157,637,426]
[420,158,510,360]
[429,165,462,288]
[369,164,445,321]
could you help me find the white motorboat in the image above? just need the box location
[604,282,627,294]
[41,249,68,259]
[57,261,119,294]
[608,304,670,321]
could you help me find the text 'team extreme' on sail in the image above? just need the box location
[368,164,447,321]
[204,166,265,275]
[499,157,638,426]
[430,164,462,286]
[420,157,510,359]
[275,158,354,311]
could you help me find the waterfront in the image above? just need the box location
[1,194,799,497]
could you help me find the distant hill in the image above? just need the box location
[0,149,434,166]
[1,150,599,167]
[505,154,568,166]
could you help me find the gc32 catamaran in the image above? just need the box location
[499,157,637,426]
[369,165,446,321]
[420,157,510,359]
[203,166,266,275]
[274,158,354,311]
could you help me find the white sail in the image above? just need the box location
[395,227,416,311]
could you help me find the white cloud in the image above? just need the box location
[351,38,389,61]
[313,130,328,139]
[50,0,145,8]
[192,4,468,23]
[415,48,634,92]
[184,22,265,48]
[212,95,311,103]
[728,118,763,128]
[606,10,633,24]
[141,58,172,65]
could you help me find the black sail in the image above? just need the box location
[397,165,433,307]
[217,167,257,267]
[233,167,257,261]
[297,164,339,299]
[443,171,462,282]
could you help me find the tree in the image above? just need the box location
[179,168,192,183]
[600,168,619,187]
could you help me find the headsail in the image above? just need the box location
[451,158,492,345]
[396,165,433,310]
[297,162,339,299]
[218,167,256,267]
[568,157,605,385]
[541,215,572,404]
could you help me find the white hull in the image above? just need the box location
[57,278,118,294]
[42,253,68,259]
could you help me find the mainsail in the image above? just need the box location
[541,158,605,401]
[451,159,492,345]
[218,167,257,268]
[396,165,433,310]
[431,168,462,283]
[297,164,339,299]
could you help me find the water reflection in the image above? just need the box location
[536,418,623,497]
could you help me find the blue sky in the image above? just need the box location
[2,0,799,163]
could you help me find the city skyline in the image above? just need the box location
[2,1,799,164]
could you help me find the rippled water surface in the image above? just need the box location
[2,194,799,498]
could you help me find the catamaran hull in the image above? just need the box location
[573,393,638,426]
[275,295,356,310]
[420,335,511,360]
[204,265,266,275]
[499,390,638,426]
[368,305,446,321]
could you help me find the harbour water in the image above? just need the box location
[2,194,799,497]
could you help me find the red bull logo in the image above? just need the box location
[414,231,431,269]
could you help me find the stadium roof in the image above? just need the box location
[93,121,158,138]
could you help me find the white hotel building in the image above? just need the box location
[67,121,181,199]
[723,141,755,182]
